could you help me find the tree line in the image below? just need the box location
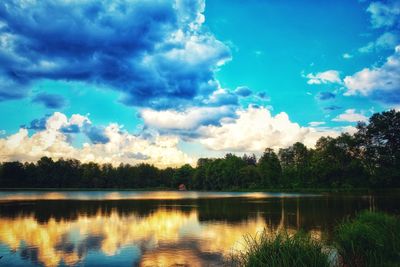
[1,110,399,190]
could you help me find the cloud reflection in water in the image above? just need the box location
[0,208,276,266]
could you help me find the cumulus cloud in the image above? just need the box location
[344,45,400,103]
[305,70,342,85]
[308,121,326,127]
[32,93,66,109]
[0,0,230,109]
[0,112,193,167]
[196,106,340,152]
[24,113,90,133]
[25,112,117,144]
[125,152,150,160]
[332,109,369,123]
[140,105,237,138]
[367,1,400,29]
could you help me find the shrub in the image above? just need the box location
[335,211,400,267]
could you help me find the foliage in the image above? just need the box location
[231,230,330,267]
[233,211,400,267]
[335,211,400,267]
[258,148,282,187]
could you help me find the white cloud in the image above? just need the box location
[46,112,68,131]
[376,32,399,49]
[308,121,326,127]
[367,1,400,29]
[1,109,363,166]
[358,32,399,53]
[344,45,400,96]
[332,109,369,123]
[140,106,235,131]
[341,126,358,135]
[0,113,193,168]
[305,70,342,85]
[69,114,91,127]
[342,53,353,59]
[358,42,375,53]
[197,106,340,152]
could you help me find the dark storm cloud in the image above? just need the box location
[0,0,230,109]
[32,93,66,109]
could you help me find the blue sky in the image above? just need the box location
[0,0,399,167]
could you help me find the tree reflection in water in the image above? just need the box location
[0,192,397,266]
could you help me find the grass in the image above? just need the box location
[230,230,331,267]
[335,211,400,267]
[233,211,400,267]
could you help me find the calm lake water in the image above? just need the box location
[0,191,399,267]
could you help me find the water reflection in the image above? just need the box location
[0,190,313,201]
[0,192,398,266]
[0,209,267,266]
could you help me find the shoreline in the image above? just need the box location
[0,187,399,194]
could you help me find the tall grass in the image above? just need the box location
[335,211,400,267]
[231,211,400,267]
[231,230,330,267]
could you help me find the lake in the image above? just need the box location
[0,191,399,266]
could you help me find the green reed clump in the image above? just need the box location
[231,230,330,267]
[335,211,400,267]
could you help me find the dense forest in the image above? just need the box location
[1,110,399,190]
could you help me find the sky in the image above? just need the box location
[0,0,399,167]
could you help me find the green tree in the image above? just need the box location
[222,154,247,188]
[238,165,261,188]
[357,109,400,186]
[173,164,194,189]
[279,142,312,187]
[37,157,56,187]
[258,148,282,187]
[193,158,213,190]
